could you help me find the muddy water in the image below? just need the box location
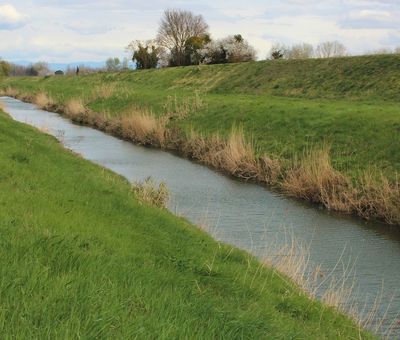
[2,96,400,336]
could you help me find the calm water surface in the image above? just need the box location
[2,96,400,336]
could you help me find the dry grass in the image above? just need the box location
[164,91,207,120]
[131,177,169,208]
[282,146,352,212]
[0,101,4,111]
[356,171,400,225]
[182,127,260,180]
[0,87,19,98]
[64,98,87,121]
[120,108,167,147]
[215,127,259,180]
[91,84,117,100]
[33,92,54,110]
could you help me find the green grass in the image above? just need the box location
[0,110,373,338]
[2,54,399,182]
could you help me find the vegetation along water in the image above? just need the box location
[1,54,399,225]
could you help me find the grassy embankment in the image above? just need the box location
[1,54,399,225]
[0,108,374,338]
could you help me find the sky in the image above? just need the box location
[0,0,399,63]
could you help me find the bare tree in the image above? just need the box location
[105,57,121,72]
[157,9,209,66]
[315,41,347,58]
[394,47,400,54]
[286,43,314,59]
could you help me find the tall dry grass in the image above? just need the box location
[164,91,207,120]
[33,92,54,110]
[120,109,167,147]
[131,177,169,208]
[64,98,87,121]
[91,84,116,100]
[0,87,19,98]
[282,145,351,211]
[356,172,400,225]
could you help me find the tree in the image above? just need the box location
[105,57,121,72]
[0,59,11,76]
[394,47,400,54]
[286,43,314,59]
[315,41,347,58]
[183,34,211,65]
[121,57,129,70]
[126,40,161,69]
[201,35,256,64]
[157,9,209,66]
[269,43,287,60]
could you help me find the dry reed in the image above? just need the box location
[283,146,352,212]
[64,98,87,121]
[120,109,167,147]
[33,92,54,110]
[0,87,19,98]
[131,177,169,208]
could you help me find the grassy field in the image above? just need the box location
[1,54,399,225]
[0,110,373,338]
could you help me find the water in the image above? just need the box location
[2,96,400,336]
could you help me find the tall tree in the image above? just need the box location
[157,9,209,66]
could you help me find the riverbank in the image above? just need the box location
[0,108,374,338]
[1,55,399,225]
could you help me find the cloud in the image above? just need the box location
[64,22,117,35]
[0,4,28,30]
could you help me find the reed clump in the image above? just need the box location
[120,109,167,147]
[0,87,19,98]
[131,177,169,208]
[282,146,352,212]
[64,98,87,122]
[355,172,400,225]
[33,92,54,110]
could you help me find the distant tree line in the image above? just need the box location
[269,41,348,60]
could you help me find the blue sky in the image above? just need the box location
[0,0,399,63]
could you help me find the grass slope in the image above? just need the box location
[2,55,399,181]
[0,111,372,338]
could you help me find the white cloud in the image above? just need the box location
[0,4,28,29]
